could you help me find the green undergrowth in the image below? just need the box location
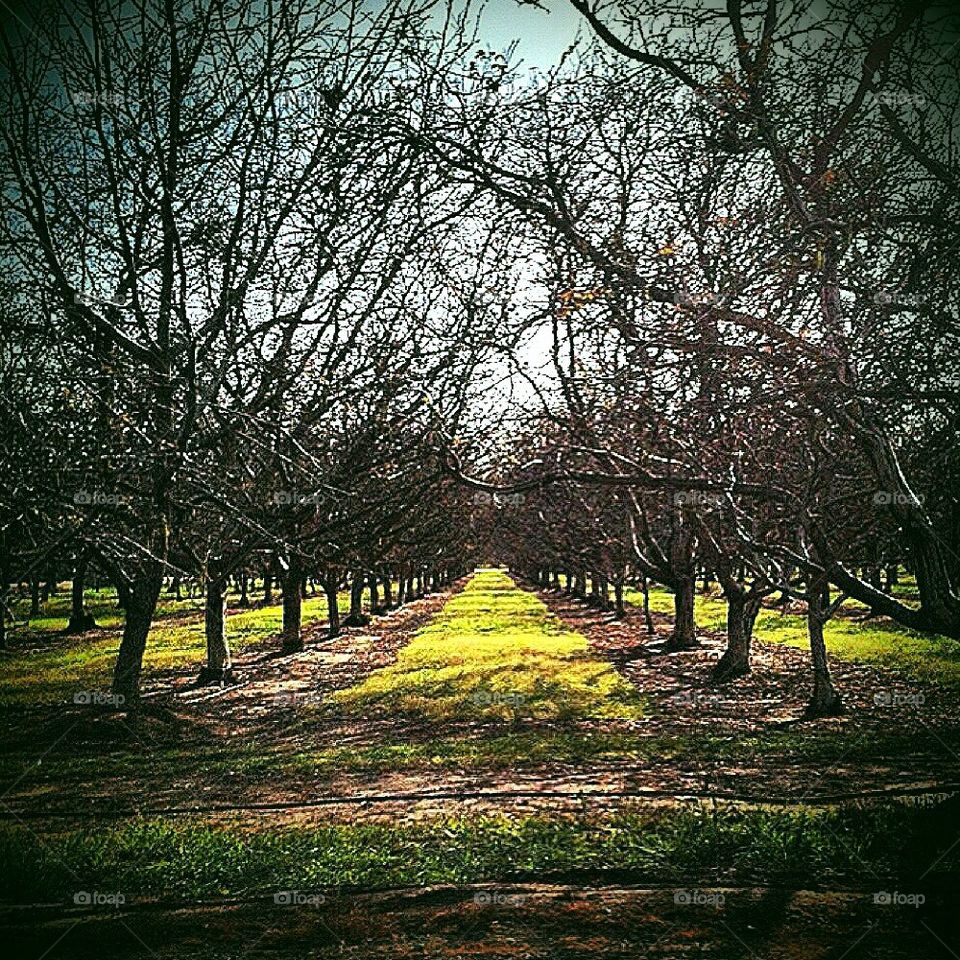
[623,584,960,688]
[329,569,646,723]
[0,800,953,902]
[0,587,370,707]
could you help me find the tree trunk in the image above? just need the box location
[665,575,698,650]
[344,571,368,627]
[238,571,249,607]
[599,574,610,610]
[263,568,273,605]
[382,571,393,609]
[198,573,233,684]
[804,580,843,717]
[111,570,163,705]
[324,576,341,639]
[0,553,8,650]
[66,557,97,633]
[281,561,303,653]
[613,579,625,618]
[116,579,130,610]
[30,579,40,617]
[640,573,655,636]
[713,589,750,681]
[369,572,380,614]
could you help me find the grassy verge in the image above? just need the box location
[623,585,960,689]
[5,724,959,797]
[1,800,952,902]
[0,585,383,707]
[330,569,646,723]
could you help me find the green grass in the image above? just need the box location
[6,723,960,795]
[624,583,960,689]
[0,585,359,707]
[0,800,950,902]
[330,569,646,723]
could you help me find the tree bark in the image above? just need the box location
[640,573,655,636]
[281,560,303,653]
[368,572,380,614]
[713,589,750,681]
[382,571,393,608]
[111,570,163,705]
[665,575,698,650]
[198,573,233,684]
[344,571,368,626]
[66,557,97,633]
[324,575,340,639]
[263,567,273,605]
[804,579,844,717]
[30,579,40,617]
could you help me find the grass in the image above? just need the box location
[0,800,952,902]
[623,583,960,689]
[0,584,374,707]
[6,722,960,797]
[329,569,646,723]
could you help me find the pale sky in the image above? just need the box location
[475,0,583,68]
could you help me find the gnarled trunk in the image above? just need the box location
[665,574,698,650]
[324,574,340,639]
[198,573,233,684]
[804,579,843,717]
[613,578,625,618]
[280,560,303,653]
[382,571,393,608]
[368,572,380,614]
[111,570,163,705]
[714,589,750,681]
[66,557,97,633]
[344,571,368,627]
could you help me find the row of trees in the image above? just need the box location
[0,0,505,700]
[440,0,958,716]
[2,0,957,717]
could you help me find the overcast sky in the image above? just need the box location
[476,0,582,68]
